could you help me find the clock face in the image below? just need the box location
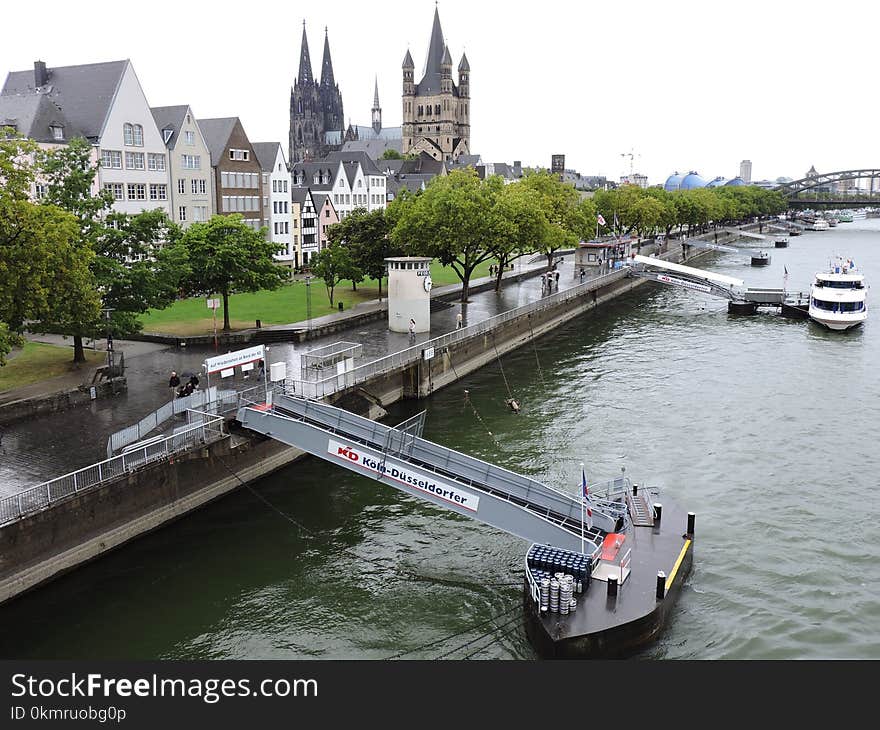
[423,276,433,292]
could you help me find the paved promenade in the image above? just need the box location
[0,255,589,497]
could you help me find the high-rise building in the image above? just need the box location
[740,159,752,184]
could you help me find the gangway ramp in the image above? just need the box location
[723,228,768,241]
[631,254,744,293]
[237,394,613,554]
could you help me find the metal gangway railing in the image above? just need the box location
[1,411,227,527]
[238,393,622,553]
[627,254,744,301]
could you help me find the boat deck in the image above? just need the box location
[525,488,693,657]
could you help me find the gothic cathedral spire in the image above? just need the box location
[372,77,382,136]
[321,26,335,88]
[297,21,314,85]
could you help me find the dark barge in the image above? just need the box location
[522,480,693,658]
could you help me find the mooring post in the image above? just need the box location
[687,512,695,536]
[653,502,662,521]
[607,575,618,598]
[656,571,666,600]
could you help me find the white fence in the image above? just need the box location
[2,413,226,527]
[106,386,222,458]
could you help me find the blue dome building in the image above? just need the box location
[706,176,727,188]
[680,171,708,189]
[725,177,746,186]
[664,172,683,191]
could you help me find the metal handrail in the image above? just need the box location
[283,268,629,401]
[525,547,540,607]
[0,414,226,527]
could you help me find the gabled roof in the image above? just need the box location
[347,123,402,142]
[290,161,336,189]
[341,137,402,161]
[196,117,239,166]
[150,105,189,148]
[312,192,331,212]
[291,185,313,205]
[251,141,285,172]
[342,161,360,188]
[2,59,129,141]
[0,93,76,142]
[321,149,383,176]
[378,159,405,175]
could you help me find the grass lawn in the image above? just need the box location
[0,341,105,392]
[139,259,502,336]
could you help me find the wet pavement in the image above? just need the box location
[0,256,590,497]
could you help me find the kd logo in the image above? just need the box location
[337,445,359,462]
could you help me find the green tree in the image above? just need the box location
[390,169,501,302]
[381,149,403,160]
[326,207,399,297]
[96,209,188,336]
[179,214,286,330]
[520,170,593,267]
[311,243,362,307]
[0,132,98,364]
[489,183,549,291]
[36,137,120,361]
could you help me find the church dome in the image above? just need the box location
[664,172,683,191]
[680,171,708,189]
[725,177,746,186]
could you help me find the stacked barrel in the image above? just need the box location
[527,545,591,615]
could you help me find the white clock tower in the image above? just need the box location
[385,257,433,333]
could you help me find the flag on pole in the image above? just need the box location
[581,467,593,529]
[597,214,606,226]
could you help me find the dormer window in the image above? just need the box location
[50,124,63,140]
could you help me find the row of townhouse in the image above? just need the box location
[1,59,453,272]
[0,59,294,264]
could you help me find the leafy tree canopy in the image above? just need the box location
[179,214,286,330]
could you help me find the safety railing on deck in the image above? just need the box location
[2,412,226,527]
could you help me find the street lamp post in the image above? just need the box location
[101,307,115,373]
[305,275,312,333]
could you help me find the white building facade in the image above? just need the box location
[253,142,293,267]
[151,104,213,228]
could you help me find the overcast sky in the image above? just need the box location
[3,0,877,185]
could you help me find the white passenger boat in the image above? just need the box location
[809,218,830,231]
[809,257,868,331]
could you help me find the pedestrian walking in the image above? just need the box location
[555,270,560,285]
[168,371,180,399]
[456,311,463,329]
[258,359,265,379]
[408,318,416,343]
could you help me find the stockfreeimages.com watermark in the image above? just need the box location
[10,672,318,706]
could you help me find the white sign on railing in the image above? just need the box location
[204,344,265,374]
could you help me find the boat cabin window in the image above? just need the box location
[816,278,863,289]
[811,298,865,312]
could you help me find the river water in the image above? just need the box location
[2,219,878,660]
